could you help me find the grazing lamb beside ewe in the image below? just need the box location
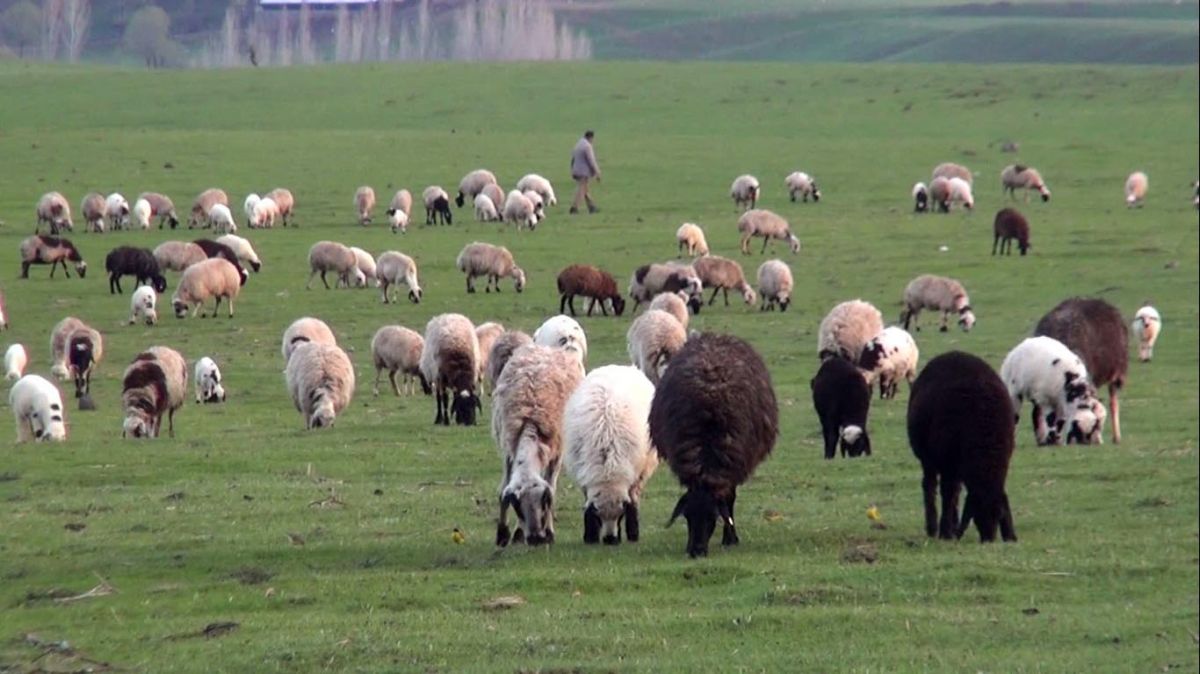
[486,330,532,395]
[171,258,242,318]
[730,174,761,211]
[992,208,1031,256]
[908,351,1017,542]
[811,357,872,459]
[651,333,778,558]
[10,375,67,442]
[6,344,28,381]
[281,317,336,364]
[137,192,179,229]
[932,162,972,185]
[912,182,929,213]
[1000,164,1051,202]
[564,365,657,545]
[81,192,106,232]
[129,285,158,325]
[858,326,919,400]
[756,260,793,312]
[628,263,703,314]
[785,172,821,203]
[420,313,482,426]
[206,203,237,234]
[737,209,800,255]
[355,186,376,225]
[264,188,295,226]
[371,325,428,396]
[818,299,884,362]
[516,174,557,206]
[153,241,208,272]
[188,188,229,228]
[105,246,167,294]
[456,242,526,294]
[215,235,262,273]
[424,186,453,225]
[388,189,413,233]
[626,309,687,385]
[533,315,588,373]
[349,247,377,288]
[900,274,976,332]
[675,223,709,258]
[503,190,539,230]
[1000,336,1105,446]
[285,342,355,430]
[947,177,975,210]
[474,193,500,222]
[20,235,87,279]
[692,255,756,307]
[1125,171,1148,207]
[1131,305,1161,362]
[121,346,187,439]
[194,356,226,403]
[307,241,359,290]
[557,264,626,317]
[649,292,691,328]
[37,192,74,234]
[375,251,422,304]
[456,169,499,208]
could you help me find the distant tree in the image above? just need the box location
[1,1,41,58]
[124,5,172,67]
[62,0,91,62]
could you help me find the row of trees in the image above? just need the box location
[1,0,90,61]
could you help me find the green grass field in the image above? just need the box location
[0,60,1197,672]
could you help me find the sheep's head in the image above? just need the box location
[201,380,226,404]
[667,487,730,559]
[172,300,189,319]
[74,261,88,278]
[408,288,422,304]
[778,292,791,312]
[389,210,408,234]
[151,274,168,294]
[584,487,639,545]
[451,388,481,426]
[1066,399,1106,445]
[142,308,157,326]
[686,295,702,315]
[504,478,556,545]
[840,425,871,458]
[123,413,152,439]
[512,268,527,293]
[30,406,66,442]
[455,192,466,208]
[309,406,337,430]
[958,307,976,332]
[740,286,758,306]
[858,341,885,372]
[811,183,822,202]
[1039,187,1051,202]
[787,234,801,254]
[610,295,627,317]
[167,214,180,229]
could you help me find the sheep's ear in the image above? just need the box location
[666,493,688,527]
[716,501,733,527]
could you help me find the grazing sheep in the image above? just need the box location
[932,162,972,185]
[19,235,87,279]
[264,188,295,226]
[420,313,481,426]
[192,240,249,287]
[912,182,929,213]
[455,242,526,294]
[456,169,499,208]
[947,177,975,210]
[81,192,106,232]
[121,346,187,439]
[387,189,413,233]
[992,208,1031,256]
[50,317,99,381]
[350,247,377,288]
[1000,164,1051,202]
[730,174,761,211]
[473,193,500,222]
[818,299,884,362]
[737,209,800,255]
[900,274,976,332]
[153,241,208,273]
[858,326,919,400]
[248,197,279,229]
[285,342,354,430]
[626,309,687,385]
[1000,336,1104,446]
[194,356,226,403]
[516,173,557,206]
[171,258,241,318]
[692,255,757,307]
[105,246,167,294]
[371,325,428,396]
[10,375,66,442]
[131,198,152,230]
[480,183,505,213]
[188,188,229,228]
[928,176,952,213]
[244,192,262,227]
[503,190,539,230]
[492,344,584,546]
[1132,305,1161,362]
[355,186,376,225]
[785,171,821,203]
[628,263,703,313]
[474,322,505,392]
[215,234,262,273]
[486,330,533,395]
[523,190,546,221]
[37,192,74,234]
[375,251,422,304]
[1125,171,1148,207]
[6,344,29,380]
[908,351,1017,542]
[423,186,453,225]
[129,285,158,325]
[207,203,237,234]
[811,357,872,459]
[66,325,103,399]
[651,333,778,558]
[675,223,709,258]
[649,292,691,328]
[557,264,626,317]
[533,314,588,371]
[564,365,657,545]
[1035,298,1128,444]
[137,192,179,229]
[756,260,793,312]
[282,317,337,364]
[306,241,358,290]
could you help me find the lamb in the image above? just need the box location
[371,325,428,396]
[785,171,821,203]
[215,235,262,273]
[387,189,413,233]
[375,251,422,304]
[131,198,152,230]
[932,162,972,185]
[628,263,703,313]
[137,192,179,229]
[192,239,249,285]
[81,192,106,232]
[626,309,687,385]
[20,235,87,279]
[171,258,242,318]
[858,326,919,400]
[649,292,691,328]
[6,344,28,381]
[207,203,238,234]
[486,330,532,395]
[563,365,657,545]
[1125,171,1148,207]
[928,176,952,213]
[286,342,355,429]
[817,299,884,362]
[121,346,187,439]
[66,325,103,399]
[355,186,376,225]
[281,317,336,364]
[129,285,158,325]
[516,174,556,206]
[480,183,505,213]
[492,344,584,546]
[244,193,261,227]
[423,186,453,225]
[811,357,871,459]
[50,317,101,382]
[105,246,167,294]
[1132,305,1161,362]
[456,169,499,207]
[1035,297,1128,444]
[10,375,67,442]
[248,197,279,229]
[675,223,709,258]
[651,333,778,558]
[153,241,208,272]
[502,190,539,230]
[947,176,975,210]
[420,313,482,426]
[756,259,793,312]
[1000,164,1051,202]
[912,182,929,213]
[264,188,295,226]
[188,188,228,228]
[474,193,500,222]
[306,241,358,290]
[474,322,505,392]
[730,174,761,211]
[1000,336,1105,446]
[455,242,526,294]
[37,191,74,234]
[992,208,1031,256]
[349,247,377,288]
[907,351,1017,542]
[533,315,588,372]
[900,274,976,332]
[737,209,800,255]
[557,264,626,317]
[194,356,226,403]
[692,255,757,307]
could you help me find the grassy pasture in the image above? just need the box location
[0,61,1197,672]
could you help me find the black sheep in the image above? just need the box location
[426,195,453,225]
[992,208,1031,256]
[650,333,778,558]
[193,239,249,286]
[811,357,871,459]
[907,351,1016,543]
[105,246,167,294]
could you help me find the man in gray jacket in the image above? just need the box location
[570,130,601,214]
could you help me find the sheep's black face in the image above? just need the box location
[167,215,179,229]
[451,390,480,426]
[1018,241,1029,256]
[173,301,188,319]
[518,486,555,545]
[250,261,262,273]
[668,490,718,558]
[611,296,626,317]
[152,275,168,293]
[408,289,421,304]
[455,193,465,208]
[780,297,791,312]
[1040,193,1050,203]
[75,262,88,278]
[687,296,702,315]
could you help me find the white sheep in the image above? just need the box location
[648,292,690,328]
[129,285,158,325]
[628,263,703,313]
[900,274,976,332]
[10,374,66,442]
[474,193,500,222]
[455,242,526,294]
[947,177,974,210]
[207,203,238,234]
[675,223,709,257]
[306,241,358,290]
[105,192,130,230]
[1132,305,1161,362]
[171,258,242,318]
[912,182,929,213]
[121,345,187,439]
[282,317,337,364]
[188,188,229,228]
[420,313,482,426]
[784,171,821,203]
[375,251,422,304]
[371,325,427,396]
[388,189,413,233]
[249,197,279,229]
[730,174,761,211]
[243,193,260,227]
[132,198,153,230]
[858,326,919,399]
[737,209,800,255]
[215,234,262,273]
[756,259,793,311]
[265,188,295,226]
[355,186,376,225]
[286,342,355,430]
[1000,164,1051,202]
[503,190,539,230]
[81,192,105,232]
[563,365,658,544]
[37,191,74,233]
[533,314,588,373]
[349,247,377,288]
[1001,336,1105,445]
[626,309,686,385]
[153,241,208,272]
[692,255,757,307]
[516,174,557,206]
[932,162,972,185]
[818,299,884,362]
[6,344,29,381]
[456,169,499,207]
[1125,171,1148,207]
[194,356,226,403]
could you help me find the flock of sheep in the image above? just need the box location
[3,160,1178,557]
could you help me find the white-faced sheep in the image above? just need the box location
[503,190,539,230]
[207,203,237,234]
[692,255,757,307]
[153,241,208,272]
[375,251,422,304]
[424,186,453,225]
[993,208,1031,256]
[737,209,800,255]
[651,333,778,558]
[785,172,821,203]
[912,182,929,213]
[171,258,242,319]
[858,326,919,400]
[1132,305,1161,362]
[215,234,262,273]
[20,235,87,279]
[282,317,336,364]
[492,344,584,546]
[10,375,67,442]
[533,315,588,373]
[564,365,657,545]
[420,313,482,426]
[756,259,793,312]
[137,192,179,229]
[811,357,871,459]
[264,188,295,226]
[371,325,428,396]
[473,194,500,222]
[629,263,703,314]
[900,274,976,333]
[243,193,260,227]
[456,242,526,294]
[387,189,413,233]
[286,342,354,430]
[189,188,229,228]
[131,199,152,230]
[6,344,28,381]
[1125,171,1148,207]
[355,186,376,225]
[1001,336,1105,446]
[194,356,226,403]
[81,192,106,232]
[557,264,626,317]
[249,197,279,229]
[909,351,1017,542]
[649,292,691,329]
[349,247,376,288]
[932,162,972,185]
[928,176,952,213]
[947,177,974,210]
[37,192,74,234]
[105,246,167,294]
[675,223,709,258]
[1001,164,1051,202]
[129,285,158,326]
[818,299,884,362]
[456,169,499,208]
[626,309,687,385]
[307,241,358,290]
[730,174,761,211]
[516,174,556,206]
[486,330,532,395]
[121,346,187,439]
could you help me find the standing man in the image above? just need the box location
[570,130,601,214]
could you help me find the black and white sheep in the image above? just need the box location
[387,189,413,233]
[912,182,929,213]
[19,235,87,279]
[811,357,871,459]
[10,374,67,442]
[122,346,187,439]
[285,342,355,429]
[50,317,103,392]
[557,264,626,317]
[900,275,976,332]
[194,356,226,403]
[420,313,482,426]
[1000,336,1105,446]
[628,263,703,313]
[785,171,821,202]
[105,246,167,294]
[423,186,453,225]
[371,325,429,396]
[858,326,919,400]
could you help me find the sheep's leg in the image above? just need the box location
[373,368,382,396]
[740,235,750,255]
[466,274,475,294]
[227,295,235,318]
[496,457,513,546]
[956,492,978,540]
[921,469,938,537]
[722,288,730,306]
[167,408,176,438]
[760,237,770,254]
[720,489,738,546]
[21,262,31,279]
[389,370,400,397]
[211,297,222,318]
[305,270,317,290]
[559,294,569,315]
[992,234,999,255]
[938,478,960,540]
[999,494,1017,542]
[822,419,838,459]
[939,312,949,332]
[1109,385,1121,444]
[320,271,330,290]
[707,287,720,306]
[50,260,60,278]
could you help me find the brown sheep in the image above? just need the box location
[992,208,1030,256]
[557,264,626,317]
[20,236,87,279]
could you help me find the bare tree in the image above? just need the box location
[297,2,315,65]
[376,0,393,61]
[334,5,350,62]
[62,0,90,62]
[41,0,65,61]
[275,9,292,66]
